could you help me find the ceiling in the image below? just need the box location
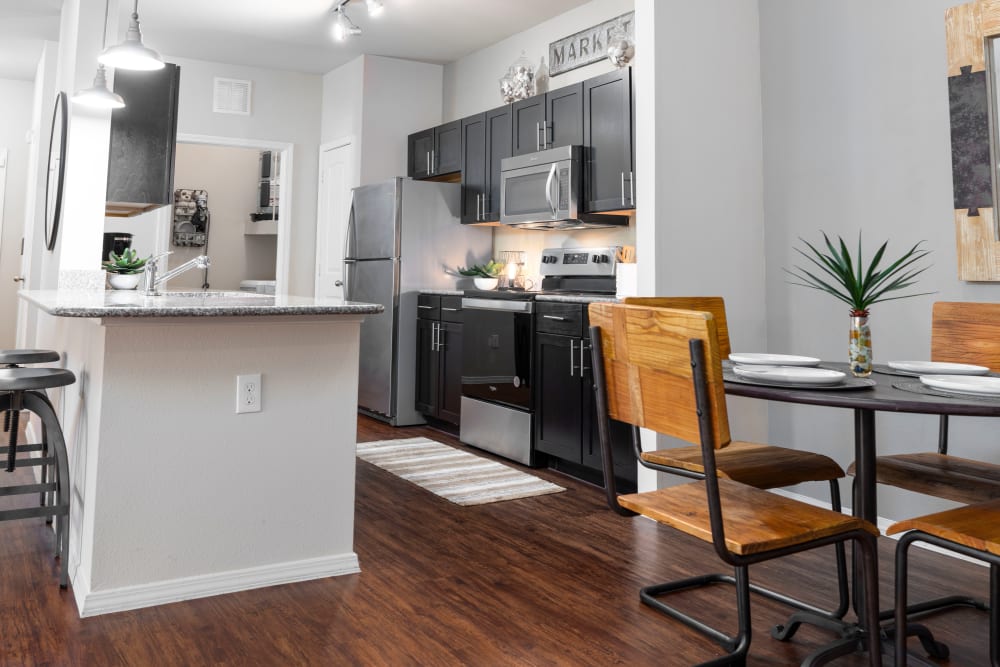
[0,0,592,81]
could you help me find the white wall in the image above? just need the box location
[168,55,322,297]
[321,56,364,146]
[634,0,770,459]
[759,0,1000,520]
[0,79,35,348]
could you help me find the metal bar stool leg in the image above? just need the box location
[5,404,19,472]
[23,392,70,588]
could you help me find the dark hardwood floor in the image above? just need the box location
[0,415,990,665]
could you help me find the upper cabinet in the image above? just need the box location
[106,63,181,217]
[407,120,461,179]
[461,104,512,224]
[583,68,635,213]
[511,82,583,156]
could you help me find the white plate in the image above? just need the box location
[888,360,990,375]
[733,366,846,385]
[728,353,821,367]
[919,375,1000,396]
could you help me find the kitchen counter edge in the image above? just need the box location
[19,290,384,318]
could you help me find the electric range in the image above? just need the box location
[458,247,619,465]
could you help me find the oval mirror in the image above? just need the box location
[44,91,67,252]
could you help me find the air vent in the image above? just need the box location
[213,77,252,115]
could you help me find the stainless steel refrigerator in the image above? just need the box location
[344,178,492,426]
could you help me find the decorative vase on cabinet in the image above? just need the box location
[849,314,872,378]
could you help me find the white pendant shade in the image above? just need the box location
[98,4,164,71]
[71,66,125,109]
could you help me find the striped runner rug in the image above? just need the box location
[356,437,565,506]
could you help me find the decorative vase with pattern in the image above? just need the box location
[849,313,872,377]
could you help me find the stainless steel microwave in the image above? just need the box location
[499,145,627,230]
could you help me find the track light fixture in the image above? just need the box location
[331,0,384,42]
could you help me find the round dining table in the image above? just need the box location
[724,363,1000,664]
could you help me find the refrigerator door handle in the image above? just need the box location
[344,198,357,263]
[342,259,356,300]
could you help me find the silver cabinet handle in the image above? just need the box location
[621,172,626,207]
[544,121,550,149]
[477,193,483,220]
[432,322,440,352]
[545,163,558,218]
[441,307,459,312]
[569,339,577,377]
[438,324,446,351]
[580,340,588,375]
[483,188,490,218]
[536,122,541,151]
[629,170,634,205]
[431,149,436,174]
[426,152,430,175]
[542,315,568,321]
[417,305,434,309]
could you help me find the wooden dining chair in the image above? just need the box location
[887,500,1000,666]
[589,303,882,666]
[622,297,849,619]
[847,301,1000,504]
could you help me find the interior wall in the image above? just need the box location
[636,0,770,457]
[163,143,275,291]
[0,79,35,348]
[759,0,1000,520]
[167,55,322,297]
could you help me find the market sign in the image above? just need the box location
[549,12,635,77]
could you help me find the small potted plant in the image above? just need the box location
[458,260,504,290]
[102,248,149,290]
[786,232,932,376]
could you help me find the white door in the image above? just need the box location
[315,139,356,299]
[0,148,17,349]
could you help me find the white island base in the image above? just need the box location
[21,293,377,617]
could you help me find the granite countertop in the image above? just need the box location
[19,290,384,318]
[534,294,619,304]
[418,289,464,296]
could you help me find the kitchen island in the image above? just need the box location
[19,289,382,617]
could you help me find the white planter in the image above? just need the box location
[107,273,141,290]
[473,278,498,290]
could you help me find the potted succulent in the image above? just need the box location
[786,232,932,377]
[458,260,504,290]
[102,248,149,290]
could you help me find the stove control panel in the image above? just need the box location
[539,246,620,277]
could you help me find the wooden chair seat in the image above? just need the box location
[619,478,877,557]
[847,453,1000,505]
[887,498,1000,556]
[643,441,844,489]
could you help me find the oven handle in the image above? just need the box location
[462,298,534,313]
[545,163,558,218]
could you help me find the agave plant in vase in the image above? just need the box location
[786,232,933,377]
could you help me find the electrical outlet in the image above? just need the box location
[236,373,262,414]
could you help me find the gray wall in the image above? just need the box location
[760,0,1000,520]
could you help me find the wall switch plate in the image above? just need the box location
[236,373,261,414]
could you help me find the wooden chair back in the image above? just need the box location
[588,303,731,450]
[931,302,1000,370]
[623,296,732,357]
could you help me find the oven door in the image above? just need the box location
[461,298,534,410]
[500,160,573,226]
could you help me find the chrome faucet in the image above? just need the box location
[142,252,211,296]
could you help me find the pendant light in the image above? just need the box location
[330,0,385,42]
[98,0,164,71]
[72,0,126,109]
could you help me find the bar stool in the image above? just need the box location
[1,350,60,511]
[0,366,75,587]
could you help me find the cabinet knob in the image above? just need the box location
[12,276,24,283]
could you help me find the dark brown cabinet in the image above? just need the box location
[533,302,635,489]
[408,120,461,179]
[511,82,583,156]
[460,105,512,224]
[415,294,464,425]
[106,63,180,217]
[583,68,635,212]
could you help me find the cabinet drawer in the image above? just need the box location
[417,294,441,320]
[535,303,584,336]
[440,296,463,323]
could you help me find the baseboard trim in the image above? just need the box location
[77,552,361,617]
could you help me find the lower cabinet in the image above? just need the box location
[534,302,636,490]
[415,294,463,426]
